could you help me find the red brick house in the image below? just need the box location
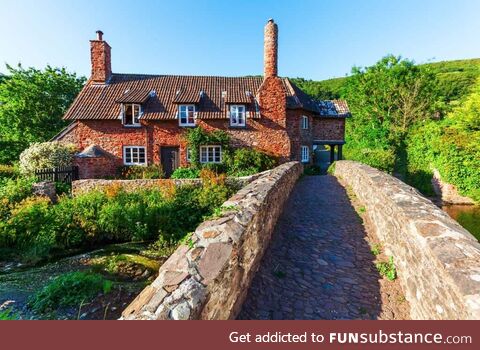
[55,20,349,178]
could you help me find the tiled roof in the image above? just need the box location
[115,89,152,104]
[63,74,349,121]
[317,100,351,117]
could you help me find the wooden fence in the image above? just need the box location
[35,166,79,184]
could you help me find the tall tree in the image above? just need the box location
[343,55,440,172]
[0,64,85,163]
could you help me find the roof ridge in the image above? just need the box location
[111,73,264,79]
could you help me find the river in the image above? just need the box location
[442,205,480,242]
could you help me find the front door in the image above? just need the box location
[161,146,179,178]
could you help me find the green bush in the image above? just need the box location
[171,167,200,179]
[0,177,36,221]
[0,176,234,262]
[0,164,17,180]
[343,146,396,173]
[118,164,165,179]
[224,148,277,176]
[28,272,111,315]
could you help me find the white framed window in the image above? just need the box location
[301,115,309,130]
[200,145,222,164]
[178,105,196,127]
[123,146,147,166]
[186,148,192,162]
[229,105,246,127]
[123,104,142,126]
[301,146,310,163]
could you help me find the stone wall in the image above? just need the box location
[71,171,267,196]
[334,160,480,320]
[121,161,303,320]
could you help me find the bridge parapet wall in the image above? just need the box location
[334,160,480,320]
[121,161,303,320]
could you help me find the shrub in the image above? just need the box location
[225,148,277,176]
[343,146,396,173]
[0,197,54,259]
[0,164,17,180]
[197,169,231,210]
[19,141,76,175]
[171,167,200,179]
[119,164,165,179]
[28,272,111,315]
[0,177,36,221]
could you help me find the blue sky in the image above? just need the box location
[1,0,480,80]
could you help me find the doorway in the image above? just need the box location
[160,146,179,178]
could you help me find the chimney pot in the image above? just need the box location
[96,30,104,41]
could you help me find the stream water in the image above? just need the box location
[442,205,480,242]
[0,242,161,320]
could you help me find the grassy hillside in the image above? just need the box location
[292,58,480,104]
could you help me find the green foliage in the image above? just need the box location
[0,64,85,164]
[179,128,277,178]
[0,176,36,220]
[326,162,336,175]
[224,148,277,176]
[0,308,19,320]
[197,169,233,211]
[376,256,397,281]
[344,56,440,167]
[371,243,382,256]
[28,272,111,315]
[343,146,396,173]
[290,77,345,100]
[0,164,18,180]
[118,164,165,179]
[19,141,76,175]
[0,176,233,262]
[184,127,230,168]
[171,167,200,179]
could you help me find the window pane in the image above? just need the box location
[125,105,133,125]
[139,148,145,163]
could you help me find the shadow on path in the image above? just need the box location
[238,175,382,320]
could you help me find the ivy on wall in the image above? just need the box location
[184,127,231,169]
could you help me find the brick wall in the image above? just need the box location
[312,118,345,141]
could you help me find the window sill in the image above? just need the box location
[179,125,197,128]
[229,125,247,129]
[123,124,142,128]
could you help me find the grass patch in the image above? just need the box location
[0,308,19,320]
[90,253,160,277]
[28,271,112,315]
[371,243,382,256]
[376,257,397,281]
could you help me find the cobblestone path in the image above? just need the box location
[238,175,384,320]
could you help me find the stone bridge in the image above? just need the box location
[122,161,480,320]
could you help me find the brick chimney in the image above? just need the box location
[90,30,111,83]
[264,19,278,78]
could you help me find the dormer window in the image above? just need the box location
[179,105,196,127]
[123,104,142,127]
[229,105,246,127]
